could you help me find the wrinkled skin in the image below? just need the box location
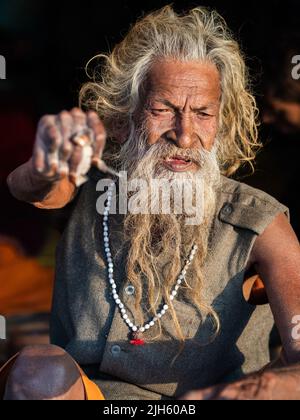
[180,370,300,400]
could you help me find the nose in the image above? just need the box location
[166,113,195,149]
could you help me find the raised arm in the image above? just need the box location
[7,108,107,209]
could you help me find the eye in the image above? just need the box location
[150,108,172,114]
[196,111,212,118]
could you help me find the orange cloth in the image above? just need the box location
[0,242,54,316]
[77,365,105,400]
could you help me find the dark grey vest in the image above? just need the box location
[50,173,288,399]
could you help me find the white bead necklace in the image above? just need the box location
[103,182,198,345]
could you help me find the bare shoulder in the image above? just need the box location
[250,212,300,270]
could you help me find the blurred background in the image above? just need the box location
[0,0,299,365]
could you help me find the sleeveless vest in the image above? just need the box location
[50,171,289,399]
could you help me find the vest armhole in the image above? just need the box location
[243,269,268,305]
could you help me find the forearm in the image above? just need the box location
[181,357,300,400]
[264,360,300,399]
[7,159,76,209]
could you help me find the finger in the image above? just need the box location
[180,389,210,400]
[200,384,226,400]
[39,115,62,153]
[39,116,63,175]
[70,107,87,135]
[179,384,221,401]
[32,140,60,180]
[201,382,234,401]
[32,142,46,174]
[87,111,106,162]
[68,145,84,184]
[34,115,60,177]
[56,111,73,176]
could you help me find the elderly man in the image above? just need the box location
[3,6,300,400]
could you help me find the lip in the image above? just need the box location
[163,156,194,172]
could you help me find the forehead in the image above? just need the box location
[146,59,221,103]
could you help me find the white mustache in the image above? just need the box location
[117,122,219,178]
[137,142,217,170]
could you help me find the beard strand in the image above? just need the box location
[109,122,221,341]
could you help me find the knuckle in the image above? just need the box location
[262,371,277,383]
[59,110,71,120]
[39,114,52,126]
[69,147,81,160]
[62,144,72,155]
[88,110,100,120]
[95,133,106,143]
[69,161,78,172]
[47,125,59,139]
[71,107,85,118]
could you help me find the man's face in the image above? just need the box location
[141,59,221,173]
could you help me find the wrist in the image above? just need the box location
[7,159,59,203]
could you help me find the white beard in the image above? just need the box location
[107,123,222,338]
[117,123,221,226]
